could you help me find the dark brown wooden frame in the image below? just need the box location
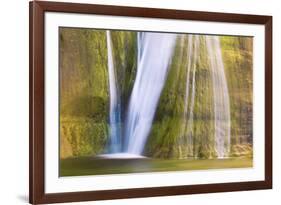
[29,1,272,204]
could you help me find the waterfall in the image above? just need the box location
[124,32,177,155]
[186,36,199,155]
[182,36,193,124]
[105,31,230,159]
[206,36,231,158]
[180,35,199,157]
[137,32,144,63]
[106,31,122,153]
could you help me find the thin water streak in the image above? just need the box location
[206,36,231,158]
[106,30,122,153]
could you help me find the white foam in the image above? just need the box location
[97,153,147,159]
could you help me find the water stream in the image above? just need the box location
[124,32,177,155]
[206,36,231,158]
[106,31,122,153]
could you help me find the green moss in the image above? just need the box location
[60,117,108,158]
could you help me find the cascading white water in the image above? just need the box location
[105,31,230,159]
[106,31,122,153]
[187,36,199,139]
[137,32,144,63]
[205,36,231,158]
[182,36,193,124]
[124,32,177,155]
[179,35,200,158]
[185,36,200,139]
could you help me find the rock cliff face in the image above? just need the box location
[59,28,253,159]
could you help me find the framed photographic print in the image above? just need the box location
[29,1,272,204]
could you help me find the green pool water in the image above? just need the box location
[60,157,252,177]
